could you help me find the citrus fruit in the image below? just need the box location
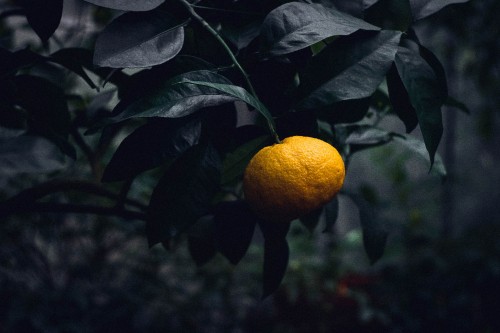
[243,136,345,223]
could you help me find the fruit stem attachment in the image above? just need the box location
[178,0,281,144]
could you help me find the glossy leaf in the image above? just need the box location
[11,75,74,158]
[0,48,45,77]
[19,0,63,42]
[315,0,366,17]
[83,0,165,11]
[115,55,215,103]
[176,79,276,131]
[334,124,397,154]
[409,0,470,21]
[345,124,396,153]
[188,216,217,267]
[415,40,448,97]
[344,126,393,145]
[387,64,418,132]
[100,71,240,127]
[50,48,98,89]
[261,2,379,55]
[214,201,257,265]
[222,21,262,50]
[102,116,201,182]
[146,144,221,246]
[12,75,70,136]
[318,97,371,125]
[350,193,388,264]
[394,45,446,166]
[394,135,447,180]
[297,30,402,110]
[299,207,323,233]
[364,0,412,31]
[93,10,187,68]
[258,218,290,297]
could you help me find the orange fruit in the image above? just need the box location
[243,136,345,223]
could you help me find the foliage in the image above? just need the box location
[0,0,470,301]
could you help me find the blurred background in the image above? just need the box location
[1,0,499,332]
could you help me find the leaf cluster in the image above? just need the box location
[0,0,470,296]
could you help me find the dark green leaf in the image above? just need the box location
[334,124,396,154]
[258,218,291,243]
[409,0,470,21]
[19,0,63,42]
[176,79,276,131]
[417,42,448,97]
[50,48,98,89]
[93,9,188,68]
[214,201,257,265]
[345,124,395,151]
[350,192,388,264]
[222,21,262,50]
[316,0,366,17]
[364,0,412,31]
[261,2,379,55]
[258,219,290,298]
[249,59,297,116]
[12,75,70,136]
[323,196,339,233]
[262,238,289,298]
[188,215,217,266]
[394,45,446,166]
[84,0,165,11]
[146,143,222,246]
[387,64,418,132]
[115,55,215,102]
[102,116,201,182]
[318,97,371,125]
[297,30,402,110]
[0,48,45,77]
[275,110,319,138]
[393,135,447,180]
[98,71,239,128]
[299,207,323,233]
[221,135,270,186]
[11,75,74,158]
